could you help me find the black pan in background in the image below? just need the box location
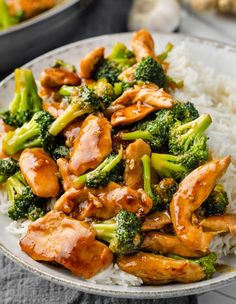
[0,0,91,77]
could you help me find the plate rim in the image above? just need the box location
[1,32,236,298]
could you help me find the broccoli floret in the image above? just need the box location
[93,210,143,254]
[108,42,136,69]
[151,153,189,181]
[121,109,174,150]
[27,205,45,222]
[157,42,174,63]
[1,69,42,127]
[121,102,200,151]
[93,43,135,84]
[172,253,217,279]
[51,59,76,73]
[74,149,123,188]
[141,154,178,210]
[91,78,115,108]
[169,114,211,157]
[201,184,229,217]
[93,59,121,84]
[3,111,54,155]
[0,158,19,183]
[52,145,69,161]
[6,172,45,221]
[113,81,133,96]
[153,178,178,210]
[172,101,199,122]
[134,56,166,88]
[49,85,100,136]
[0,0,22,30]
[109,158,124,184]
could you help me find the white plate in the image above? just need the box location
[1,33,236,299]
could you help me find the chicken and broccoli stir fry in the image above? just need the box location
[1,29,235,285]
[0,0,56,30]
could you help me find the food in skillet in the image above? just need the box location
[1,29,236,285]
[0,0,56,30]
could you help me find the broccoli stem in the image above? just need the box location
[176,114,212,147]
[122,130,153,141]
[93,222,117,242]
[158,42,174,63]
[74,148,123,188]
[4,120,39,155]
[59,85,75,96]
[49,103,86,136]
[6,172,25,202]
[11,69,42,113]
[151,153,186,178]
[141,154,154,200]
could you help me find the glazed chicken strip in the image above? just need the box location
[63,120,82,147]
[117,252,205,284]
[118,64,137,83]
[42,101,67,118]
[80,47,105,78]
[170,156,231,253]
[112,84,174,108]
[20,211,113,279]
[69,115,112,176]
[124,139,151,189]
[57,158,77,191]
[110,85,174,126]
[40,68,81,89]
[54,181,153,220]
[131,29,156,62]
[142,211,171,231]
[111,103,155,127]
[142,232,203,258]
[19,148,59,198]
[200,214,236,234]
[8,0,56,19]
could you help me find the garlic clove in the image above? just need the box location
[128,0,181,33]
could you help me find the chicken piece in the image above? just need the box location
[63,120,82,148]
[200,214,236,234]
[40,87,60,102]
[112,84,174,108]
[19,148,59,198]
[131,29,156,62]
[57,158,77,191]
[42,100,67,118]
[117,252,205,284]
[69,115,112,176]
[111,103,155,127]
[118,64,137,83]
[110,85,174,126]
[170,156,231,253]
[124,139,151,189]
[142,211,171,231]
[8,0,56,19]
[40,68,81,89]
[80,47,105,79]
[142,232,202,258]
[20,211,113,279]
[0,119,13,159]
[54,181,153,220]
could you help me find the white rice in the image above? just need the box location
[1,42,236,284]
[88,264,143,286]
[168,43,236,258]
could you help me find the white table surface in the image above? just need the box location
[180,7,236,304]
